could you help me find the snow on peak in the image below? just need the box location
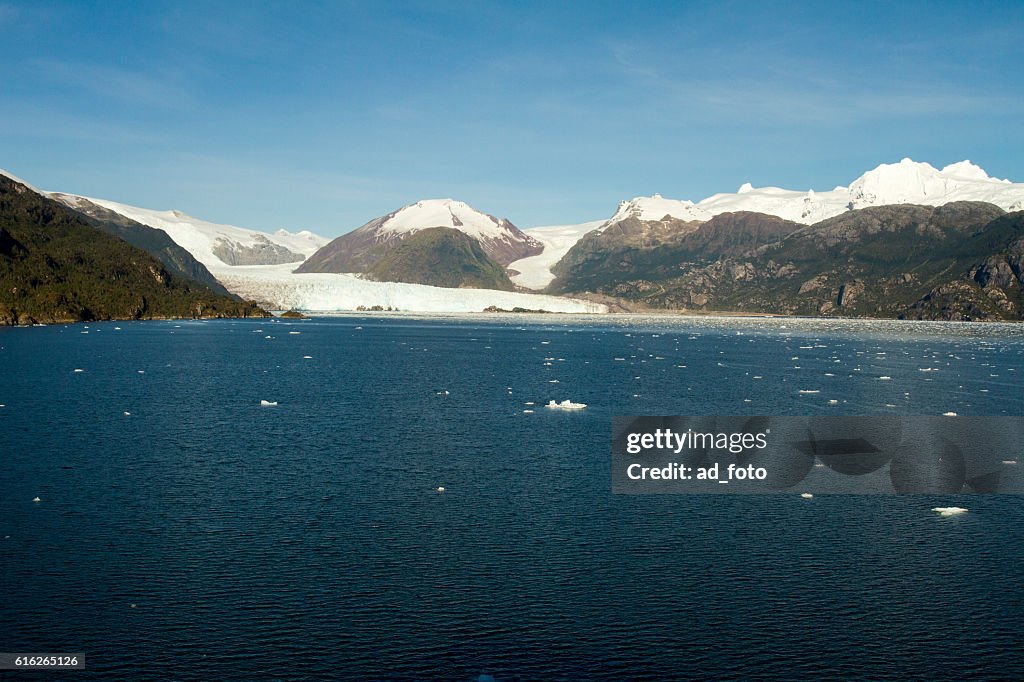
[53,194,328,272]
[845,158,1018,209]
[0,167,42,193]
[681,158,1024,225]
[941,160,991,181]
[378,198,512,241]
[603,195,711,228]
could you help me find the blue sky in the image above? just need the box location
[1,1,1022,236]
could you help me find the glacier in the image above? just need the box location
[216,264,607,313]
[509,219,606,290]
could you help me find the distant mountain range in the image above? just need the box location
[2,158,1023,318]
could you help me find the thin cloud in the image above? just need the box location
[31,59,195,109]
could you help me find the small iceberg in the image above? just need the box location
[546,399,587,410]
[260,400,278,407]
[932,507,968,517]
[800,493,814,499]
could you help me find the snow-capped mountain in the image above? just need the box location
[297,198,542,273]
[615,159,1024,228]
[509,159,1024,290]
[46,193,328,273]
[602,195,712,226]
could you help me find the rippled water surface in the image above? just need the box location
[2,315,1023,680]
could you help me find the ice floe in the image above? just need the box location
[546,399,587,410]
[932,507,968,517]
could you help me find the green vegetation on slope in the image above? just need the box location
[0,175,268,325]
[366,227,514,290]
[49,192,232,295]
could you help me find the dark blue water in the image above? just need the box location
[2,315,1023,681]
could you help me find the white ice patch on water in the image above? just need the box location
[932,507,968,517]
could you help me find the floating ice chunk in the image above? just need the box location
[260,400,278,406]
[800,493,814,499]
[436,486,445,493]
[33,496,41,502]
[546,399,587,410]
[932,507,968,517]
[943,412,958,416]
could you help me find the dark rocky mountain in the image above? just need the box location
[365,227,514,290]
[48,193,231,296]
[296,198,542,274]
[549,201,1024,321]
[549,212,802,294]
[0,175,267,325]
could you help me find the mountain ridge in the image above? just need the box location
[0,174,267,325]
[297,198,542,274]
